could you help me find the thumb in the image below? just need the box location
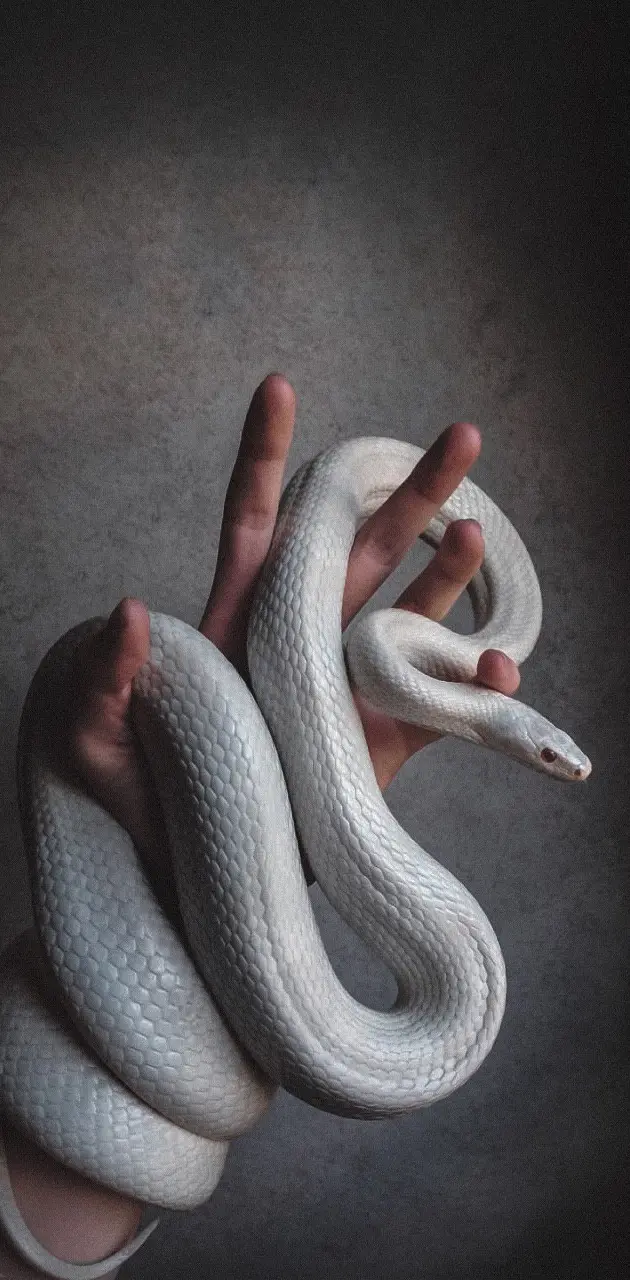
[86,597,151,700]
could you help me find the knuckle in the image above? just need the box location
[409,470,440,504]
[224,465,276,534]
[360,516,408,567]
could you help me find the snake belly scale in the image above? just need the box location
[0,438,591,1277]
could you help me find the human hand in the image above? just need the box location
[6,376,522,1272]
[4,376,523,1277]
[66,374,520,893]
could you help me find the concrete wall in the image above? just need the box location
[1,3,627,1276]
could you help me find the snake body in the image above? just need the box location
[0,439,590,1276]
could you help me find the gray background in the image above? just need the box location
[1,2,628,1277]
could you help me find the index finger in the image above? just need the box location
[199,374,296,664]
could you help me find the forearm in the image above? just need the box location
[0,1122,143,1279]
[0,748,402,1277]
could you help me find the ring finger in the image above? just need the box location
[395,519,521,694]
[342,422,481,628]
[394,518,484,621]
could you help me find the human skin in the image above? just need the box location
[0,375,520,1275]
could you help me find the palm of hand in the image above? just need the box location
[66,376,520,894]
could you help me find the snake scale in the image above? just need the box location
[0,438,590,1276]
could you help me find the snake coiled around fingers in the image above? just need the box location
[0,438,591,1277]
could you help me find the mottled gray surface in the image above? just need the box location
[0,2,627,1277]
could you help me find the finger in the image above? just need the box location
[371,647,521,782]
[342,422,481,627]
[199,374,296,661]
[76,598,150,707]
[476,648,521,694]
[67,597,174,914]
[394,519,522,696]
[219,373,296,535]
[394,518,485,621]
[363,645,520,793]
[394,521,520,693]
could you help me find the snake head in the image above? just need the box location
[491,703,592,781]
[534,733,592,780]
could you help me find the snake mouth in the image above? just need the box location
[572,759,592,780]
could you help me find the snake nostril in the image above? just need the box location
[541,748,557,763]
[573,767,583,777]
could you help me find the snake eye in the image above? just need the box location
[541,748,557,763]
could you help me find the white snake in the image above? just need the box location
[0,438,590,1277]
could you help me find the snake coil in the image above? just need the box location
[0,439,590,1277]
